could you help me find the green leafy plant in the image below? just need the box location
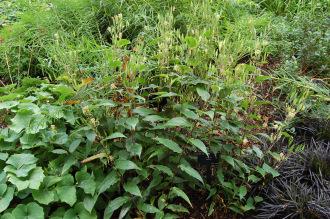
[0,78,278,217]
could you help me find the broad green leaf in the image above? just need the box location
[252,145,263,159]
[169,187,192,207]
[0,184,7,196]
[157,194,167,210]
[83,195,99,213]
[0,101,19,110]
[155,137,182,153]
[0,153,8,161]
[103,132,126,142]
[196,88,210,101]
[52,132,69,145]
[179,164,204,184]
[6,154,38,169]
[256,166,266,177]
[56,186,77,206]
[94,99,117,108]
[98,171,119,194]
[69,138,81,153]
[28,167,45,190]
[155,92,178,98]
[216,169,225,183]
[188,138,208,156]
[32,189,55,205]
[126,142,142,158]
[238,186,247,200]
[149,165,174,177]
[17,103,40,114]
[1,212,14,219]
[235,159,251,174]
[61,156,77,175]
[204,110,215,120]
[254,196,263,203]
[9,110,33,133]
[221,155,235,167]
[133,108,155,116]
[115,159,140,170]
[123,181,142,197]
[44,176,62,188]
[166,204,189,213]
[4,164,36,178]
[7,174,29,191]
[241,197,255,211]
[85,130,96,143]
[268,151,282,161]
[62,209,76,219]
[25,115,48,134]
[73,202,98,219]
[104,196,129,219]
[164,117,191,128]
[139,204,160,213]
[53,85,75,100]
[262,163,280,177]
[20,134,39,149]
[7,167,44,191]
[118,204,131,219]
[79,177,96,196]
[125,117,139,130]
[0,186,14,213]
[143,115,167,123]
[46,105,65,119]
[12,202,44,219]
[247,175,261,183]
[182,109,199,120]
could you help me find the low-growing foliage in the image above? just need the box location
[257,139,330,219]
[0,79,279,217]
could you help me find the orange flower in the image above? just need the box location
[81,77,94,85]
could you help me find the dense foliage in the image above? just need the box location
[0,0,329,218]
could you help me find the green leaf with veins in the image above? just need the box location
[6,154,37,169]
[164,117,191,128]
[32,189,56,205]
[149,165,174,177]
[188,138,209,156]
[155,137,182,153]
[4,163,36,177]
[115,159,140,170]
[123,181,142,197]
[12,202,44,219]
[196,87,210,101]
[9,110,33,133]
[25,114,47,134]
[98,171,119,194]
[0,186,14,213]
[169,187,192,207]
[104,196,130,219]
[56,185,77,206]
[179,164,204,184]
[126,142,142,158]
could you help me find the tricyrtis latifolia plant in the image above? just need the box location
[0,81,278,218]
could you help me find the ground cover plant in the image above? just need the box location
[0,0,329,218]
